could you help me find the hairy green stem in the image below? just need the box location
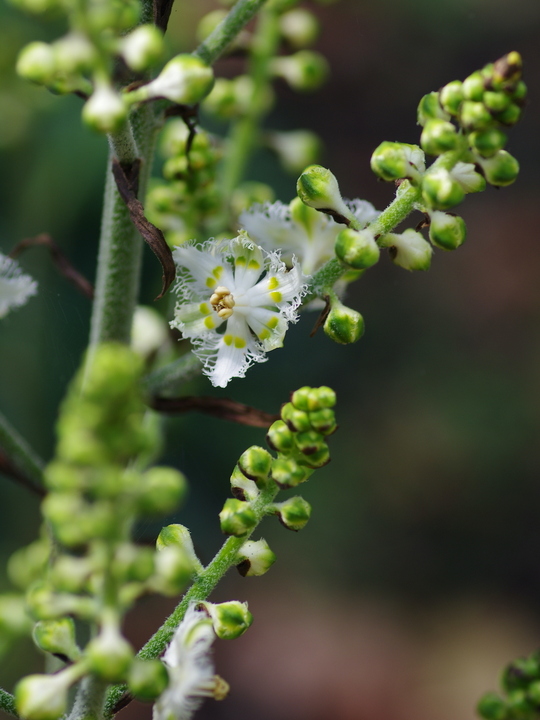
[143,353,202,395]
[104,481,279,716]
[0,688,18,719]
[0,409,45,488]
[67,676,108,720]
[193,0,269,66]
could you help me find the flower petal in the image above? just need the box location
[0,253,38,319]
[229,236,265,294]
[243,307,287,351]
[171,301,225,337]
[173,244,234,296]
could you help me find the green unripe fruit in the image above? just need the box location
[417,92,449,126]
[478,150,519,187]
[428,211,466,251]
[477,692,508,720]
[138,467,187,515]
[324,303,364,345]
[422,168,465,210]
[335,228,380,269]
[266,420,295,453]
[271,458,310,488]
[420,119,460,156]
[219,499,257,536]
[274,496,312,531]
[238,446,273,483]
[459,100,492,130]
[468,128,507,157]
[439,80,463,116]
[128,659,169,701]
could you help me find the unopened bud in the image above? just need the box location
[477,693,508,720]
[420,119,459,155]
[280,8,319,47]
[334,227,379,269]
[50,555,91,593]
[308,407,336,434]
[128,658,169,702]
[238,446,272,484]
[53,33,96,75]
[281,402,312,432]
[157,524,203,575]
[16,42,56,85]
[229,465,259,502]
[153,545,194,595]
[15,671,73,720]
[219,499,257,536]
[131,305,169,358]
[266,129,321,174]
[86,624,134,681]
[121,25,164,72]
[33,618,80,661]
[417,92,449,126]
[271,457,311,488]
[324,301,364,345]
[468,128,507,158]
[370,142,425,182]
[297,165,354,223]
[231,182,275,217]
[82,81,127,134]
[462,71,485,101]
[421,168,465,210]
[381,229,433,271]
[271,50,329,91]
[428,211,466,251]
[127,55,214,105]
[439,81,463,116]
[112,544,155,583]
[199,600,253,640]
[459,100,492,131]
[476,150,519,186]
[495,102,521,126]
[273,496,312,531]
[138,467,187,515]
[450,162,486,194]
[0,595,32,636]
[236,539,276,577]
[266,420,295,454]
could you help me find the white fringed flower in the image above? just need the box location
[239,198,379,275]
[0,253,37,318]
[171,234,306,388]
[153,605,226,720]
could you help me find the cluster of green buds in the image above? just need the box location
[1,344,203,720]
[220,386,336,550]
[477,651,540,720]
[14,0,214,134]
[146,119,223,246]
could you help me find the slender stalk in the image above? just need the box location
[67,676,108,720]
[193,0,269,66]
[0,688,18,719]
[0,409,45,487]
[143,353,202,396]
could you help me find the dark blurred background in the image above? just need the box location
[1,0,540,718]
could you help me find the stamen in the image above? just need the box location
[210,285,235,319]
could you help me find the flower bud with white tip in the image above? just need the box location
[417,92,450,126]
[421,168,465,210]
[279,8,319,47]
[297,165,354,224]
[476,150,519,187]
[459,100,492,131]
[420,119,460,156]
[380,229,432,271]
[439,80,463,116]
[273,496,312,531]
[271,457,311,488]
[33,618,80,661]
[462,71,485,101]
[324,299,365,345]
[370,142,425,183]
[157,524,203,575]
[128,658,169,702]
[15,665,84,720]
[82,80,127,134]
[271,50,329,91]
[138,467,187,515]
[281,402,312,432]
[121,25,164,72]
[52,33,96,75]
[16,42,56,85]
[309,407,337,435]
[335,227,379,270]
[153,545,194,595]
[449,162,486,194]
[291,385,336,411]
[199,601,253,640]
[266,420,295,454]
[238,446,273,485]
[428,211,466,251]
[230,465,259,502]
[125,55,214,105]
[219,499,257,536]
[266,129,321,174]
[86,622,134,682]
[468,128,507,158]
[112,543,155,583]
[131,305,169,359]
[236,539,276,577]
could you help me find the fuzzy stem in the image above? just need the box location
[193,0,269,66]
[0,409,45,487]
[0,688,18,719]
[104,480,279,717]
[67,676,109,720]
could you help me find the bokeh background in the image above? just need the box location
[1,0,540,718]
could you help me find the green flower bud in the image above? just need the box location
[527,680,540,705]
[86,625,134,682]
[300,443,330,468]
[468,128,507,158]
[202,78,240,118]
[15,672,72,720]
[138,467,187,515]
[294,430,324,454]
[308,408,337,435]
[381,229,433,271]
[0,595,32,637]
[8,538,50,590]
[482,90,510,113]
[49,555,91,593]
[16,42,55,85]
[290,386,336,411]
[271,50,329,91]
[271,457,311,488]
[477,692,508,720]
[279,9,319,47]
[477,150,519,186]
[422,168,465,210]
[266,420,295,454]
[153,545,194,595]
[157,524,203,575]
[335,228,380,269]
[82,81,128,134]
[428,211,466,251]
[200,600,253,640]
[492,51,522,90]
[281,402,312,432]
[273,496,312,531]
[121,25,164,72]
[53,33,97,75]
[323,301,365,345]
[501,656,540,692]
[128,658,169,702]
[229,465,259,502]
[33,618,79,661]
[44,462,82,492]
[266,129,321,174]
[450,162,486,194]
[112,544,155,582]
[511,80,527,104]
[370,142,425,183]
[87,0,140,32]
[495,102,521,126]
[219,499,257,536]
[297,165,354,223]
[127,55,214,105]
[26,583,97,621]
[506,690,533,717]
[238,446,273,483]
[236,539,276,577]
[417,92,449,126]
[462,71,485,101]
[459,100,492,131]
[420,119,459,156]
[439,81,463,116]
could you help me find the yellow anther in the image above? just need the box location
[210,285,235,318]
[217,308,233,319]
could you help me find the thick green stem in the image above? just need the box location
[67,676,108,720]
[0,409,45,488]
[0,688,18,719]
[193,0,269,66]
[104,481,279,717]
